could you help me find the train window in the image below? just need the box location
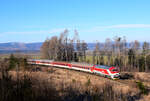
[95,65,111,69]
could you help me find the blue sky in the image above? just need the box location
[0,0,150,43]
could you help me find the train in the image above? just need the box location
[27,59,120,79]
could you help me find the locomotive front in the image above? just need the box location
[109,67,120,79]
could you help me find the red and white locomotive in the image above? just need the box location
[28,59,120,79]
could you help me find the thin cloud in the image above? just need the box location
[0,28,67,34]
[84,24,150,32]
[102,24,150,28]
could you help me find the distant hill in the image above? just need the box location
[0,42,43,54]
[0,42,146,54]
[0,42,101,54]
[0,42,96,54]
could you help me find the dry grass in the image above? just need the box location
[1,57,150,101]
[134,72,150,82]
[9,67,139,96]
[139,94,150,101]
[134,72,150,88]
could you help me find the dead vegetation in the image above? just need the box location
[4,67,141,101]
[0,56,150,101]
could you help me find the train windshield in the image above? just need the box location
[111,68,118,72]
[95,65,111,69]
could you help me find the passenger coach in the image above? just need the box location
[28,59,120,79]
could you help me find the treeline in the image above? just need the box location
[92,37,150,72]
[41,30,150,72]
[40,29,88,62]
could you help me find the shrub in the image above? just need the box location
[8,54,29,71]
[136,81,148,95]
[85,78,91,87]
[72,79,76,83]
[8,54,18,70]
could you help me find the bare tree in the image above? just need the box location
[143,42,149,55]
[122,36,127,70]
[94,41,100,64]
[81,40,88,61]
[104,38,112,65]
[41,29,75,61]
[143,42,149,72]
[76,40,82,61]
[41,38,51,59]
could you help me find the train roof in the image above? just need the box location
[95,65,111,69]
[28,59,54,62]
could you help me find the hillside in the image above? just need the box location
[8,66,150,101]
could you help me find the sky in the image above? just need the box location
[0,0,150,43]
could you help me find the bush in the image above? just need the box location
[8,54,29,71]
[72,79,76,83]
[138,56,146,72]
[8,54,18,70]
[136,81,148,95]
[85,78,91,87]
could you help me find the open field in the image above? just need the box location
[0,53,41,59]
